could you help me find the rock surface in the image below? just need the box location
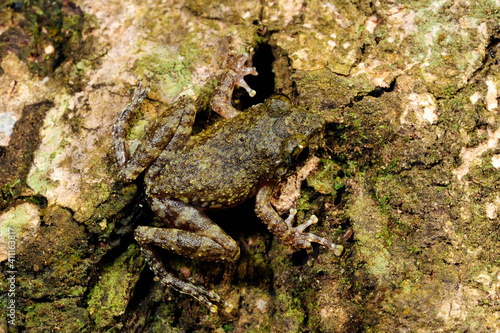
[1,0,499,331]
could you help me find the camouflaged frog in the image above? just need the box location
[112,51,343,312]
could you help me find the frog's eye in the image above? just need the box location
[281,134,310,167]
[289,140,309,165]
[266,94,292,117]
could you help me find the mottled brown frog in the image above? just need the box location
[112,51,343,312]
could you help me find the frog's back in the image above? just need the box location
[147,106,281,209]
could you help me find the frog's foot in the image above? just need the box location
[113,83,150,171]
[211,52,258,119]
[137,240,231,313]
[232,52,258,97]
[256,184,344,261]
[283,208,344,258]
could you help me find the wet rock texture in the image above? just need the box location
[0,0,499,331]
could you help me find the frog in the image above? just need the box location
[112,49,343,313]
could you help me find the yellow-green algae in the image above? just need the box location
[88,244,143,329]
[3,0,500,331]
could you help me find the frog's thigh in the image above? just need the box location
[138,197,240,262]
[116,95,196,182]
[135,227,240,262]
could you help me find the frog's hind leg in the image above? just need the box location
[113,86,196,182]
[135,236,226,313]
[136,198,240,262]
[135,197,240,312]
[113,85,150,170]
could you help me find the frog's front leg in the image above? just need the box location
[255,183,344,260]
[135,196,240,313]
[210,52,258,119]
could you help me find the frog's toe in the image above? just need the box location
[302,232,344,257]
[296,214,318,233]
[183,281,226,313]
[333,244,344,256]
[286,211,344,257]
[223,301,235,313]
[132,82,150,101]
[236,75,257,97]
[195,292,219,313]
[234,53,258,97]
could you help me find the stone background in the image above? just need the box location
[0,0,499,331]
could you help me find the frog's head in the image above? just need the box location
[265,95,325,177]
